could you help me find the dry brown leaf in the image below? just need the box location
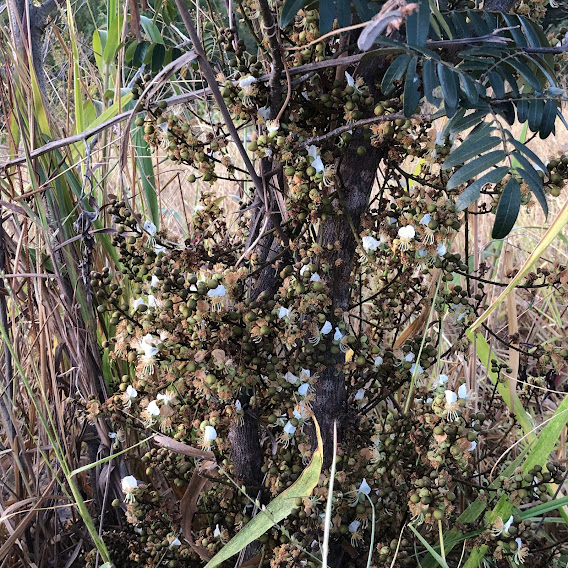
[394,268,441,349]
[154,434,216,460]
[180,459,217,561]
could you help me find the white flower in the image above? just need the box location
[435,130,445,146]
[144,221,157,236]
[266,120,279,134]
[419,214,432,226]
[374,356,383,366]
[437,243,447,257]
[121,475,139,503]
[417,248,428,258]
[464,440,477,452]
[321,321,332,335]
[155,244,167,255]
[345,71,355,87]
[147,295,158,308]
[358,478,371,495]
[444,385,471,420]
[355,388,365,401]
[139,336,158,357]
[433,374,449,388]
[132,297,146,310]
[307,145,325,173]
[334,327,344,341]
[278,306,290,319]
[139,335,159,374]
[362,235,381,252]
[258,106,270,121]
[213,525,221,538]
[410,363,423,375]
[284,371,299,384]
[298,383,310,397]
[300,369,311,381]
[151,275,160,288]
[169,537,182,547]
[147,400,160,416]
[513,537,528,564]
[283,421,296,436]
[310,272,321,282]
[157,391,177,405]
[125,385,137,402]
[310,321,333,346]
[397,225,416,250]
[348,520,361,533]
[238,75,257,88]
[203,425,217,442]
[208,284,226,298]
[404,352,415,362]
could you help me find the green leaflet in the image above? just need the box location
[447,150,506,190]
[204,414,324,568]
[455,166,509,212]
[280,0,306,27]
[492,177,521,239]
[403,57,421,117]
[512,151,548,217]
[443,130,498,170]
[382,54,411,95]
[437,64,459,117]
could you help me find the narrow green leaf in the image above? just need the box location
[408,524,449,568]
[337,0,351,27]
[519,496,568,520]
[443,125,497,170]
[131,125,160,227]
[133,41,150,67]
[204,414,323,568]
[505,58,541,92]
[403,57,421,117]
[459,72,479,104]
[517,98,529,123]
[506,133,548,174]
[381,54,411,95]
[406,0,430,46]
[528,98,544,133]
[353,0,379,21]
[539,99,557,139]
[93,30,107,75]
[467,10,489,35]
[437,64,459,117]
[429,0,452,39]
[456,167,509,211]
[497,65,519,97]
[151,43,166,73]
[103,14,124,64]
[512,152,548,217]
[280,0,307,27]
[488,71,505,99]
[492,177,521,239]
[447,150,506,190]
[140,14,164,43]
[319,0,336,33]
[423,59,441,106]
[502,14,527,47]
[445,109,488,135]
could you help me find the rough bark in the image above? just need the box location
[314,142,385,467]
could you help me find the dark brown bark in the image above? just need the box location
[314,141,385,467]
